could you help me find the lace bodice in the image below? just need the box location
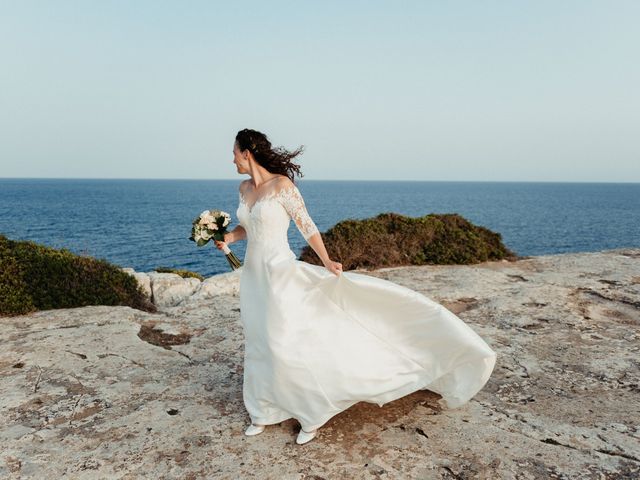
[236,182,320,252]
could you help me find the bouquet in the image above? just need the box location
[189,209,242,270]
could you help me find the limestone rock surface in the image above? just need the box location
[120,268,241,308]
[1,248,639,479]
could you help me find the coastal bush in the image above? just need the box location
[154,266,204,281]
[0,234,157,317]
[298,212,518,270]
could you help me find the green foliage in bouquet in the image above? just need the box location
[154,266,204,281]
[298,212,519,270]
[0,234,156,317]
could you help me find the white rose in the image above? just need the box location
[201,230,212,240]
[201,214,215,225]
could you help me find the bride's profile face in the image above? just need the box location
[233,141,251,174]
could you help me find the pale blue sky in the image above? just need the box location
[1,1,638,182]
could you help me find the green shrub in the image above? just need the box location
[299,212,519,270]
[154,266,204,281]
[0,234,156,317]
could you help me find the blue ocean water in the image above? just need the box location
[1,179,638,277]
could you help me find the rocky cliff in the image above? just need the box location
[1,248,639,479]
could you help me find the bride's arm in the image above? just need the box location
[280,184,320,242]
[214,186,247,250]
[305,230,332,265]
[224,225,246,244]
[279,183,342,274]
[225,182,249,244]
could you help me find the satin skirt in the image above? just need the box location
[239,246,497,431]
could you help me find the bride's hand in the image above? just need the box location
[323,259,343,276]
[214,232,234,250]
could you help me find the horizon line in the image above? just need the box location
[1,177,639,185]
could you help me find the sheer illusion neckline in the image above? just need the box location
[239,176,286,214]
[239,189,281,214]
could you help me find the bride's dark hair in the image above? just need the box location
[235,128,306,182]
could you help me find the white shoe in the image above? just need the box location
[244,424,266,436]
[296,428,318,444]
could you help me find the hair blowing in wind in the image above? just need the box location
[235,128,306,182]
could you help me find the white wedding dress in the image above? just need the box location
[236,182,497,432]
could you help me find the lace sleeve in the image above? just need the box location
[278,184,320,241]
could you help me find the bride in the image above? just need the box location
[215,128,497,445]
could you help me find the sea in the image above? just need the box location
[1,178,638,277]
